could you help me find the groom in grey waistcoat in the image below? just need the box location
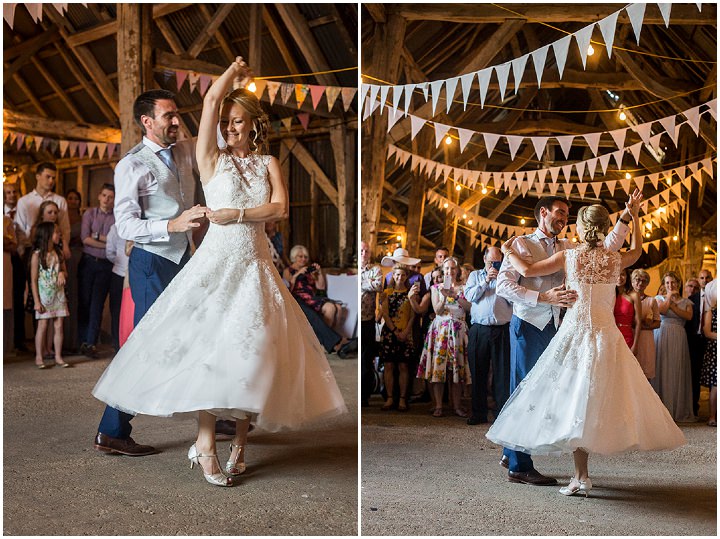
[496,194,637,485]
[93,89,208,456]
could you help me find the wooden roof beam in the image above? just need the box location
[29,56,85,123]
[186,4,234,59]
[155,17,186,55]
[281,138,339,205]
[262,12,303,84]
[4,27,60,61]
[364,4,386,24]
[275,4,340,87]
[4,68,48,118]
[4,109,122,142]
[394,4,715,24]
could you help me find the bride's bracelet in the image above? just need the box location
[237,208,245,223]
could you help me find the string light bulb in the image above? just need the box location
[705,246,710,252]
[468,219,473,225]
[455,184,462,191]
[625,172,632,180]
[587,45,594,56]
[445,135,453,145]
[247,81,257,93]
[658,207,666,214]
[481,186,488,194]
[443,203,449,208]
[673,235,678,242]
[462,213,467,219]
[619,109,627,121]
[520,218,526,225]
[396,235,402,241]
[666,177,672,186]
[645,232,651,238]
[645,222,652,230]
[572,237,578,243]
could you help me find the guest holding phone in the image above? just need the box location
[464,247,512,425]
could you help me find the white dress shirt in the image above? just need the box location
[704,280,717,311]
[497,221,629,330]
[105,224,129,277]
[113,136,196,243]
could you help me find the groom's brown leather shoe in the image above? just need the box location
[93,433,158,456]
[508,469,558,486]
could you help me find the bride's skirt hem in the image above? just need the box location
[485,435,686,457]
[94,394,348,433]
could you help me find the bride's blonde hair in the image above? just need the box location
[221,88,270,154]
[577,204,610,248]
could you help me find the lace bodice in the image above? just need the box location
[565,246,622,285]
[199,152,272,257]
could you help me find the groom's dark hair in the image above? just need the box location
[534,196,571,223]
[133,90,176,134]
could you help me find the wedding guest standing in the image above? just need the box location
[702,295,717,427]
[464,247,511,425]
[614,269,641,354]
[64,189,83,353]
[630,269,661,380]
[360,240,382,407]
[653,271,695,422]
[4,182,27,351]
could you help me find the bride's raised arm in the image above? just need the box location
[620,203,642,269]
[196,56,248,181]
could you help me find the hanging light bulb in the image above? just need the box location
[396,235,402,241]
[673,235,679,242]
[455,184,462,191]
[705,246,710,252]
[619,109,627,121]
[520,218,526,225]
[645,222,652,230]
[658,206,666,214]
[445,135,453,145]
[462,213,467,219]
[645,232,651,238]
[247,81,257,93]
[443,202,449,208]
[625,172,632,180]
[468,219,473,225]
[572,237,578,243]
[587,45,595,56]
[481,186,488,194]
[666,177,672,186]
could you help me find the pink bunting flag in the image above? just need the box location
[297,113,310,130]
[4,3,17,29]
[16,134,25,150]
[198,75,212,97]
[341,87,357,112]
[308,85,326,110]
[68,141,79,157]
[26,3,43,22]
[187,72,200,93]
[107,143,117,157]
[175,70,188,91]
[87,142,97,158]
[78,142,87,159]
[97,143,107,159]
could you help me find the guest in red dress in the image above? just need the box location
[614,269,642,355]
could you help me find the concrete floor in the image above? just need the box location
[3,351,358,536]
[361,395,717,536]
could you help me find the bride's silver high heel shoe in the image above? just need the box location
[188,444,234,487]
[225,443,246,476]
[559,477,592,497]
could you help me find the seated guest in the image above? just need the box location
[284,245,343,329]
[614,268,642,355]
[295,298,356,358]
[630,269,661,380]
[653,271,695,422]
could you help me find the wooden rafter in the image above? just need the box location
[281,138,339,206]
[186,4,234,59]
[262,9,304,84]
[29,56,84,123]
[4,109,121,142]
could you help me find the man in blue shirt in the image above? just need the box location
[464,246,512,425]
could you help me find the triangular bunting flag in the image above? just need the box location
[420,82,430,102]
[97,143,107,159]
[387,107,403,132]
[506,135,523,160]
[78,142,87,159]
[706,98,717,120]
[511,54,529,94]
[586,157,598,178]
[107,143,117,157]
[495,62,512,101]
[253,79,267,99]
[609,128,627,150]
[295,84,309,109]
[402,84,415,116]
[3,3,17,29]
[620,178,633,196]
[281,83,295,105]
[633,122,652,144]
[649,133,663,151]
[611,149,624,169]
[378,85,390,114]
[390,85,403,115]
[626,3,646,44]
[198,75,212,97]
[445,77,459,114]
[26,3,42,23]
[430,79,445,115]
[657,3,672,27]
[599,153,611,175]
[458,128,473,153]
[684,106,701,136]
[59,140,70,158]
[266,81,281,105]
[483,132,500,157]
[531,45,550,88]
[176,70,188,91]
[410,115,425,140]
[576,182,589,199]
[561,164,573,182]
[530,137,548,160]
[434,123,451,148]
[68,141,79,157]
[597,10,620,57]
[549,166,561,183]
[590,181,603,198]
[548,181,560,196]
[552,34,573,79]
[556,135,574,159]
[574,24,595,69]
[648,173,660,189]
[582,132,601,156]
[309,85,326,110]
[658,115,676,144]
[460,72,475,111]
[629,142,643,164]
[477,68,492,108]
[605,180,616,196]
[634,176,644,191]
[87,142,98,158]
[562,182,574,198]
[575,160,586,180]
[341,87,357,112]
[325,86,341,112]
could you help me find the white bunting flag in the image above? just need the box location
[561,164,574,182]
[531,45,550,88]
[649,133,663,152]
[483,132,501,157]
[605,180,617,196]
[684,106,701,135]
[633,122,652,144]
[548,181,560,196]
[367,85,379,113]
[506,135,523,160]
[599,153,612,174]
[590,181,603,198]
[552,34,573,79]
[577,182,589,199]
[575,160,586,180]
[648,173,660,189]
[445,77,459,114]
[387,145,398,162]
[574,24,595,69]
[707,98,717,120]
[597,9,620,58]
[387,107,403,132]
[658,116,676,145]
[608,127,627,150]
[458,128,474,153]
[549,166,561,183]
[378,85,390,114]
[611,149,624,169]
[556,135,574,159]
[403,84,415,116]
[634,176,644,192]
[511,54,529,94]
[410,115,425,140]
[562,183,574,198]
[420,82,430,102]
[629,141,643,164]
[434,123,451,148]
[626,3,646,45]
[586,157,598,178]
[495,62,512,101]
[460,73,475,111]
[530,136,548,160]
[477,68,492,108]
[430,80,445,115]
[537,169,547,194]
[359,84,370,112]
[620,177,633,196]
[657,3,672,27]
[582,132,602,156]
[391,85,403,115]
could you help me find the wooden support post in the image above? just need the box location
[405,135,427,258]
[310,172,318,258]
[278,142,292,250]
[117,4,145,154]
[330,125,348,267]
[249,4,263,74]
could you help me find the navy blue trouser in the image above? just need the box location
[503,315,557,472]
[97,248,188,439]
[77,254,113,346]
[468,323,510,421]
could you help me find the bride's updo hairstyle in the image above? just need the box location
[576,204,610,248]
[222,88,270,154]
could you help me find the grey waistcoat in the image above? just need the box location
[128,143,194,264]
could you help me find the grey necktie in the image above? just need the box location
[157,148,177,177]
[543,237,555,257]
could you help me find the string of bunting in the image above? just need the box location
[375,97,716,159]
[163,69,357,114]
[3,130,119,160]
[360,2,705,114]
[2,3,85,29]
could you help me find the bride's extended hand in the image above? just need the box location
[206,208,238,225]
[231,56,253,89]
[501,236,517,255]
[626,188,643,219]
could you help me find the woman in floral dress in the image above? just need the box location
[417,257,471,417]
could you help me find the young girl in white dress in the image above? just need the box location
[486,204,685,497]
[93,57,346,487]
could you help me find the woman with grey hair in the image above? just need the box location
[630,268,661,380]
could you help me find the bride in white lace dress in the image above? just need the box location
[486,204,685,497]
[92,57,346,486]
